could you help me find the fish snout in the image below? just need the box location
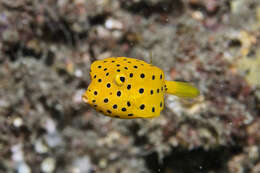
[82,93,88,104]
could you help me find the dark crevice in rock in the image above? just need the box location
[89,13,109,25]
[3,42,55,66]
[3,43,41,61]
[121,0,184,18]
[129,123,149,146]
[30,17,89,46]
[145,146,242,173]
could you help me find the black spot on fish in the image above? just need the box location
[139,88,144,94]
[140,104,145,110]
[113,104,118,109]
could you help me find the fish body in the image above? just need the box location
[82,57,199,119]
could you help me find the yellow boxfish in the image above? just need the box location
[82,57,199,119]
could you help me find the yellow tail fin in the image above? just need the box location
[165,81,199,98]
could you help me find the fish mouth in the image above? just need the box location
[82,93,88,103]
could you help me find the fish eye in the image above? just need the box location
[115,74,126,86]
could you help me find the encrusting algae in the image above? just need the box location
[82,57,199,119]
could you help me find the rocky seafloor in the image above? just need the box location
[0,0,260,173]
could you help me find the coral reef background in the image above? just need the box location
[0,0,259,172]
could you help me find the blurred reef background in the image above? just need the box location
[0,0,260,173]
